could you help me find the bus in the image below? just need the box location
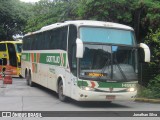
[21,20,150,102]
[0,40,22,77]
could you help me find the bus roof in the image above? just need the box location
[0,40,22,44]
[25,20,134,36]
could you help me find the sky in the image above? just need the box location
[20,0,41,3]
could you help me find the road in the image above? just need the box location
[0,78,159,120]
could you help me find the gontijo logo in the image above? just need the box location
[45,53,66,66]
[46,56,60,64]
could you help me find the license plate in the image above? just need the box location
[106,95,116,100]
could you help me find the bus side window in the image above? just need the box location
[50,30,56,49]
[59,26,67,50]
[31,35,36,50]
[0,43,6,51]
[68,25,77,75]
[37,33,44,50]
[0,58,7,65]
[49,26,68,50]
[43,31,50,49]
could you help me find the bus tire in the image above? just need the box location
[19,75,23,78]
[27,72,35,87]
[106,101,112,103]
[26,72,30,85]
[58,80,67,102]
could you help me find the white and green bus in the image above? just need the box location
[21,20,150,102]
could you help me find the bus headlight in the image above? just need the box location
[81,86,95,91]
[127,88,136,92]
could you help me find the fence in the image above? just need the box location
[138,63,160,87]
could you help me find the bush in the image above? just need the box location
[147,74,160,98]
[138,74,160,99]
[145,29,160,66]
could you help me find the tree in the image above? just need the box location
[0,0,34,40]
[77,0,160,42]
[145,29,160,66]
[24,0,79,33]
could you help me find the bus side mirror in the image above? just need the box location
[76,38,84,58]
[139,43,150,62]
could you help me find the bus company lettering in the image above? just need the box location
[122,83,135,88]
[46,56,60,64]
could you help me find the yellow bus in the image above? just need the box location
[0,40,22,77]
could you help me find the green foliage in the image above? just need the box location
[77,0,160,40]
[0,0,34,40]
[148,74,160,98]
[138,74,160,98]
[137,85,152,98]
[77,0,133,24]
[1,0,160,40]
[24,0,79,33]
[145,29,160,65]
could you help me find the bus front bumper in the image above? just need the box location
[73,89,137,101]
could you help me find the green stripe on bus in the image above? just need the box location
[22,53,30,61]
[39,53,66,67]
[34,53,36,62]
[77,81,88,87]
[22,53,67,67]
[98,82,136,88]
[78,80,136,88]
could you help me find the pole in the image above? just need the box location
[0,58,6,88]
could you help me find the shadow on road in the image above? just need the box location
[71,101,130,109]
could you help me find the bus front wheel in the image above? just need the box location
[58,80,67,102]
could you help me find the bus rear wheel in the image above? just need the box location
[27,72,34,87]
[58,80,67,102]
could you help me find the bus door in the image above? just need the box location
[7,43,17,75]
[0,58,7,74]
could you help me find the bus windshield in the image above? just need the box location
[80,27,135,46]
[79,26,138,82]
[79,44,138,82]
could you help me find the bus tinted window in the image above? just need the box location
[16,43,22,53]
[23,36,31,50]
[31,35,36,50]
[44,31,50,49]
[49,29,56,49]
[0,43,6,51]
[0,58,7,65]
[49,26,68,50]
[38,33,44,50]
[80,27,135,46]
[68,25,77,75]
[23,26,68,50]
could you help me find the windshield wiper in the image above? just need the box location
[96,58,111,81]
[114,59,128,81]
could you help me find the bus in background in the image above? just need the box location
[21,20,150,102]
[0,40,22,77]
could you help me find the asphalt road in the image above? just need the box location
[0,78,159,120]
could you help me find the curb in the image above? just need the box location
[135,98,160,103]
